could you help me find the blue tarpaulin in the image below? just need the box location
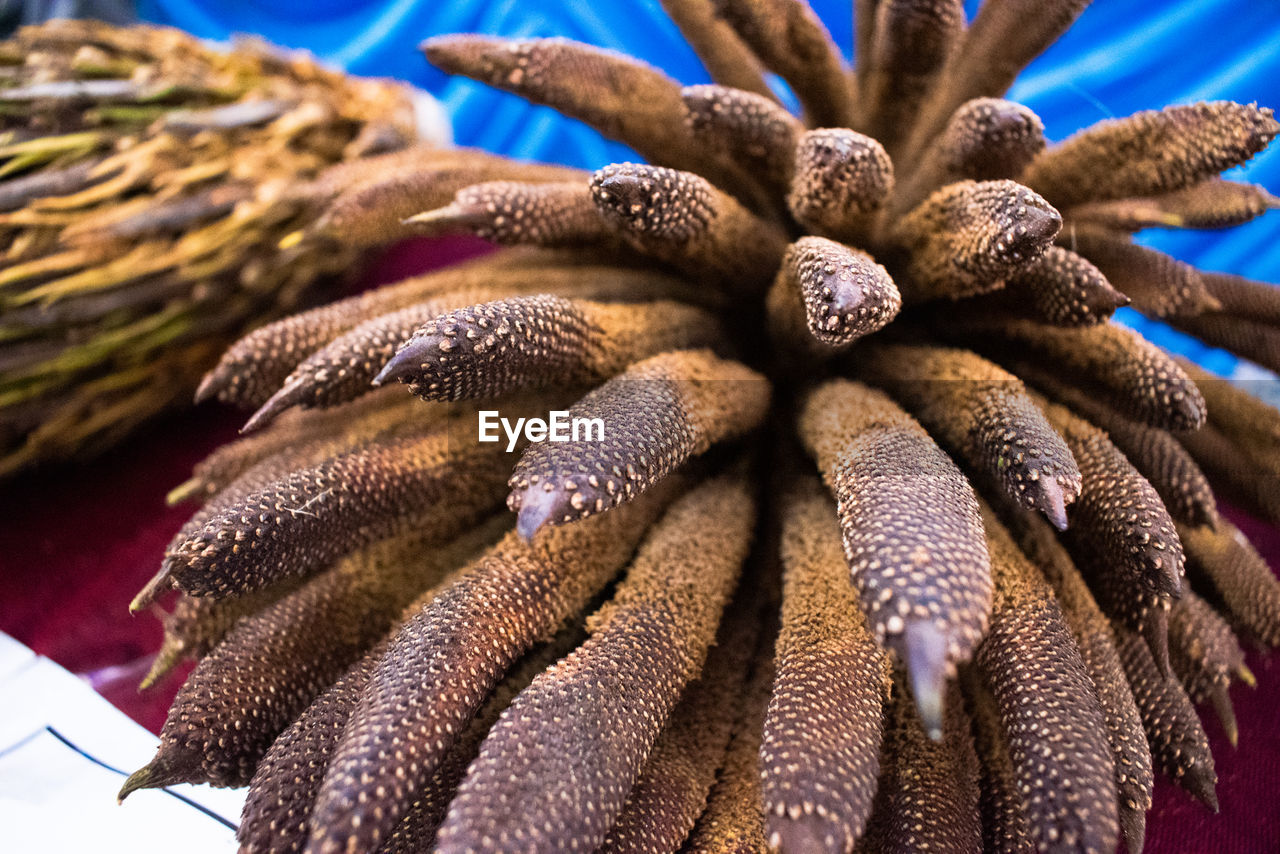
[138,0,1280,377]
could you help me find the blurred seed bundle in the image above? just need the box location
[0,19,427,476]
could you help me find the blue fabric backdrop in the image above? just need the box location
[137,0,1280,376]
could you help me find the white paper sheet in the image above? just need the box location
[0,632,246,853]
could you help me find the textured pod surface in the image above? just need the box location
[766,236,900,354]
[304,480,680,854]
[761,484,890,853]
[857,342,1080,528]
[977,508,1120,854]
[1022,101,1280,207]
[1180,521,1280,648]
[434,474,755,853]
[508,349,769,538]
[893,179,1062,300]
[124,518,504,794]
[799,378,992,735]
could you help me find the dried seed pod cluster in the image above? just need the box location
[115,3,1280,853]
[0,20,438,475]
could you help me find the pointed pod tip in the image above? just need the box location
[117,764,156,803]
[1119,807,1147,854]
[129,565,173,614]
[165,477,202,506]
[1035,475,1071,531]
[1184,765,1219,813]
[373,343,422,388]
[1237,663,1257,688]
[1209,685,1239,748]
[515,488,561,542]
[240,379,306,435]
[901,619,949,742]
[193,371,220,405]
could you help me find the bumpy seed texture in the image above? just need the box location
[597,597,758,854]
[961,318,1207,430]
[1022,101,1280,207]
[1038,398,1185,599]
[859,681,981,854]
[799,378,992,736]
[123,519,503,795]
[1010,508,1154,852]
[1179,521,1280,647]
[1168,588,1246,744]
[591,162,787,288]
[379,295,719,402]
[857,342,1081,529]
[114,5,1280,853]
[893,179,1062,300]
[761,484,891,854]
[508,349,768,538]
[435,474,754,853]
[163,425,510,597]
[304,481,679,854]
[1113,625,1219,811]
[766,236,900,354]
[977,507,1120,854]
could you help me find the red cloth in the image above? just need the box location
[1,237,1277,851]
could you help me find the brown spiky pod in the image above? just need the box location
[1200,271,1280,326]
[307,150,585,248]
[857,0,965,153]
[181,389,422,500]
[971,245,1129,327]
[377,623,589,854]
[1006,508,1154,853]
[682,84,804,197]
[765,237,901,357]
[376,295,721,403]
[597,594,758,854]
[419,36,758,197]
[246,265,718,430]
[1179,521,1280,648]
[1013,362,1219,529]
[1112,625,1219,811]
[788,129,894,243]
[1065,225,1219,318]
[405,180,618,248]
[955,318,1207,430]
[891,179,1062,300]
[1022,101,1280,208]
[163,415,512,597]
[1176,422,1280,525]
[1169,310,1280,376]
[976,505,1121,854]
[507,349,769,539]
[1066,179,1279,232]
[239,642,387,854]
[891,97,1047,219]
[141,579,306,690]
[859,680,981,854]
[658,0,776,99]
[195,250,534,408]
[304,480,682,854]
[682,640,774,853]
[855,341,1081,529]
[798,378,992,737]
[761,483,891,854]
[591,162,788,289]
[122,518,502,796]
[899,0,1091,169]
[1036,395,1184,601]
[1169,588,1246,744]
[435,474,754,854]
[711,0,856,127]
[962,672,1035,854]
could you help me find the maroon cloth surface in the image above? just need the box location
[2,236,1278,851]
